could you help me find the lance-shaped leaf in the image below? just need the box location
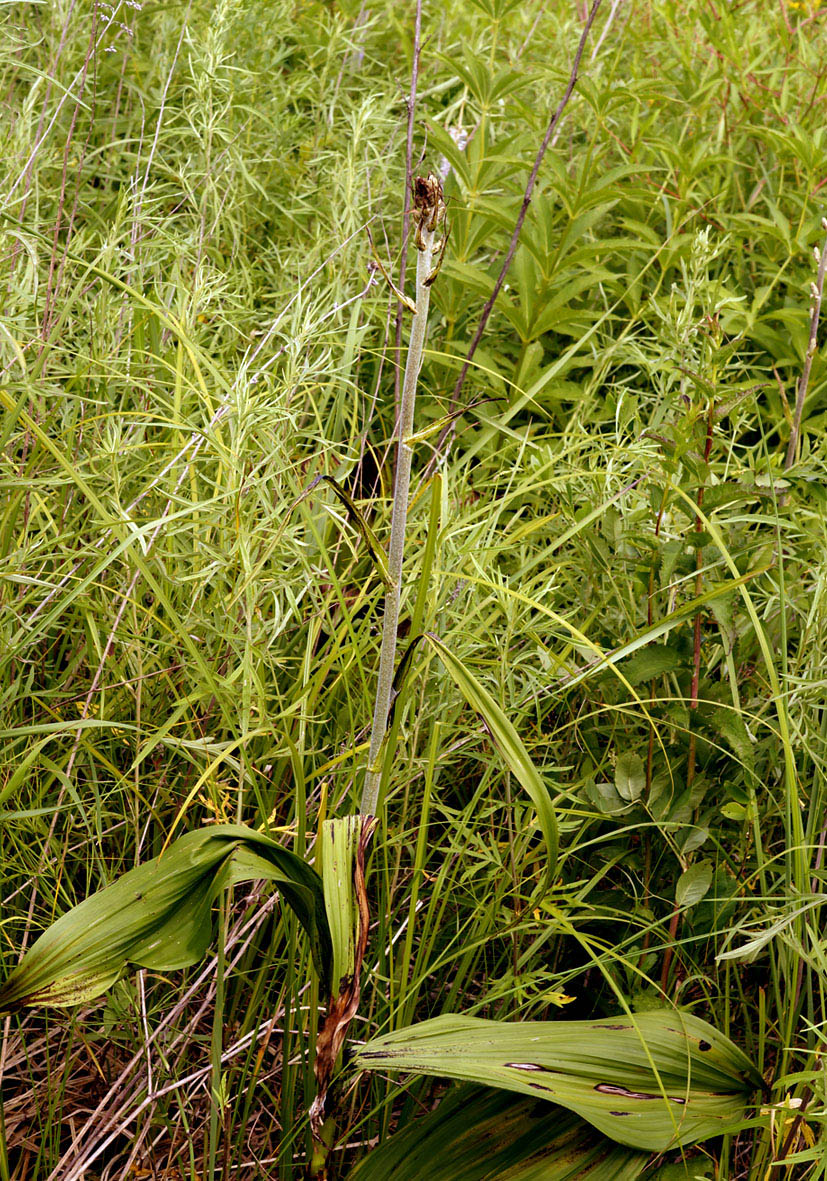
[348,1084,651,1180]
[0,824,332,1013]
[354,1010,763,1152]
[424,633,558,882]
[292,474,392,588]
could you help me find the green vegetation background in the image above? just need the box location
[1,0,826,1175]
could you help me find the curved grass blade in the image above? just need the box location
[348,1084,650,1180]
[0,824,332,1013]
[424,633,558,883]
[354,1010,763,1153]
[293,474,392,588]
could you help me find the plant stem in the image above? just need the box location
[785,225,827,469]
[686,397,716,790]
[661,396,715,994]
[361,181,443,816]
[393,0,423,419]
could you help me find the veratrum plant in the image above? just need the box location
[348,1084,651,1181]
[311,814,376,1134]
[354,1010,763,1152]
[0,825,332,1012]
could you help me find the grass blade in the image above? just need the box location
[425,633,558,883]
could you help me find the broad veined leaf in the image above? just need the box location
[424,633,558,883]
[615,753,646,803]
[675,861,713,909]
[354,1010,762,1152]
[348,1084,650,1180]
[619,644,682,686]
[0,824,332,1012]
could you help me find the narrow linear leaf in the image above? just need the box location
[424,633,558,883]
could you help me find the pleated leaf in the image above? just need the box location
[321,815,364,991]
[354,1010,762,1152]
[311,814,375,1133]
[348,1085,650,1180]
[425,633,558,882]
[0,824,332,1013]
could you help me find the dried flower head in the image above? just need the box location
[412,173,446,236]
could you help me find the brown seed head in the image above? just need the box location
[412,173,446,232]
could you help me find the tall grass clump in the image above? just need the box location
[1,0,827,1178]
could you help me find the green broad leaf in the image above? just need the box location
[348,1084,650,1180]
[424,634,558,883]
[720,801,746,821]
[620,645,682,686]
[705,706,754,773]
[0,825,332,1013]
[675,861,713,909]
[660,539,685,586]
[650,1164,713,1180]
[584,777,630,816]
[354,1010,762,1153]
[320,815,369,990]
[615,753,646,802]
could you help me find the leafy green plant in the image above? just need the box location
[348,1085,651,1180]
[0,826,332,1012]
[355,1010,763,1152]
[3,0,827,1176]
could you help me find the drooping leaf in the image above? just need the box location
[293,474,392,588]
[424,633,558,883]
[354,1010,762,1152]
[0,824,332,1012]
[348,1084,650,1180]
[620,645,682,686]
[705,706,754,774]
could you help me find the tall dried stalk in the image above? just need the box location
[361,175,446,817]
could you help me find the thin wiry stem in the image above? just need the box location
[394,0,423,417]
[431,0,603,465]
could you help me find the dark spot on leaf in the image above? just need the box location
[698,1040,712,1051]
[528,1082,554,1092]
[598,1023,631,1030]
[595,1084,685,1104]
[610,1110,630,1116]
